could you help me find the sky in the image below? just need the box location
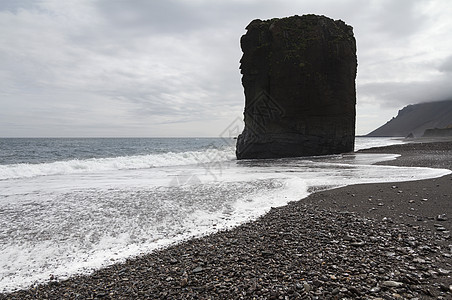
[1,0,452,137]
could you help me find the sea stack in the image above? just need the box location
[236,14,357,159]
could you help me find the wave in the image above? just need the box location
[0,137,403,181]
[354,137,403,151]
[0,148,236,180]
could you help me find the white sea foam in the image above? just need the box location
[0,137,401,181]
[0,147,235,180]
[354,136,403,151]
[0,177,307,292]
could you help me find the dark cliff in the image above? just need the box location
[423,127,452,137]
[236,14,357,159]
[367,100,452,137]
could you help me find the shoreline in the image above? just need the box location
[1,140,451,299]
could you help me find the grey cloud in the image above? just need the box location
[372,0,428,38]
[0,0,40,13]
[439,55,452,73]
[93,0,310,38]
[359,77,452,108]
[1,0,452,137]
[95,0,245,36]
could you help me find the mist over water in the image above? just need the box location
[0,137,448,292]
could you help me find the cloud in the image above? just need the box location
[1,0,452,136]
[359,77,452,108]
[372,0,429,38]
[95,0,213,36]
[355,0,452,110]
[439,55,452,73]
[0,0,40,13]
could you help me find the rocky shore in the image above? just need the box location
[1,140,451,299]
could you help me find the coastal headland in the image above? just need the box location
[1,140,451,299]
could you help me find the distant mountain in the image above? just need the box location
[367,100,452,137]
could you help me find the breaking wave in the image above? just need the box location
[0,148,235,180]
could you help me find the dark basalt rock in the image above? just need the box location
[236,14,357,159]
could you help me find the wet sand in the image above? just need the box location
[1,140,451,299]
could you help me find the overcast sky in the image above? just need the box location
[1,0,451,137]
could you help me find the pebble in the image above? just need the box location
[350,241,366,247]
[439,284,452,292]
[192,266,204,273]
[413,258,426,263]
[437,268,450,275]
[180,277,188,287]
[381,281,404,288]
[437,214,448,221]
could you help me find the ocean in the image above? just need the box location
[0,137,449,293]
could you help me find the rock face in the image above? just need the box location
[423,127,452,137]
[367,100,452,138]
[236,14,357,159]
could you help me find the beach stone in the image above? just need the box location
[261,250,274,257]
[437,214,448,221]
[413,258,426,264]
[236,14,357,159]
[382,281,404,288]
[180,277,188,287]
[439,284,451,292]
[350,241,366,247]
[437,268,450,275]
[192,266,204,273]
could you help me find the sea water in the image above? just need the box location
[0,137,449,292]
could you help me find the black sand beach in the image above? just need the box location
[1,140,451,299]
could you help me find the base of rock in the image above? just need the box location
[236,129,354,159]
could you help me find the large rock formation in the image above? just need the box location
[236,14,357,159]
[367,100,452,138]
